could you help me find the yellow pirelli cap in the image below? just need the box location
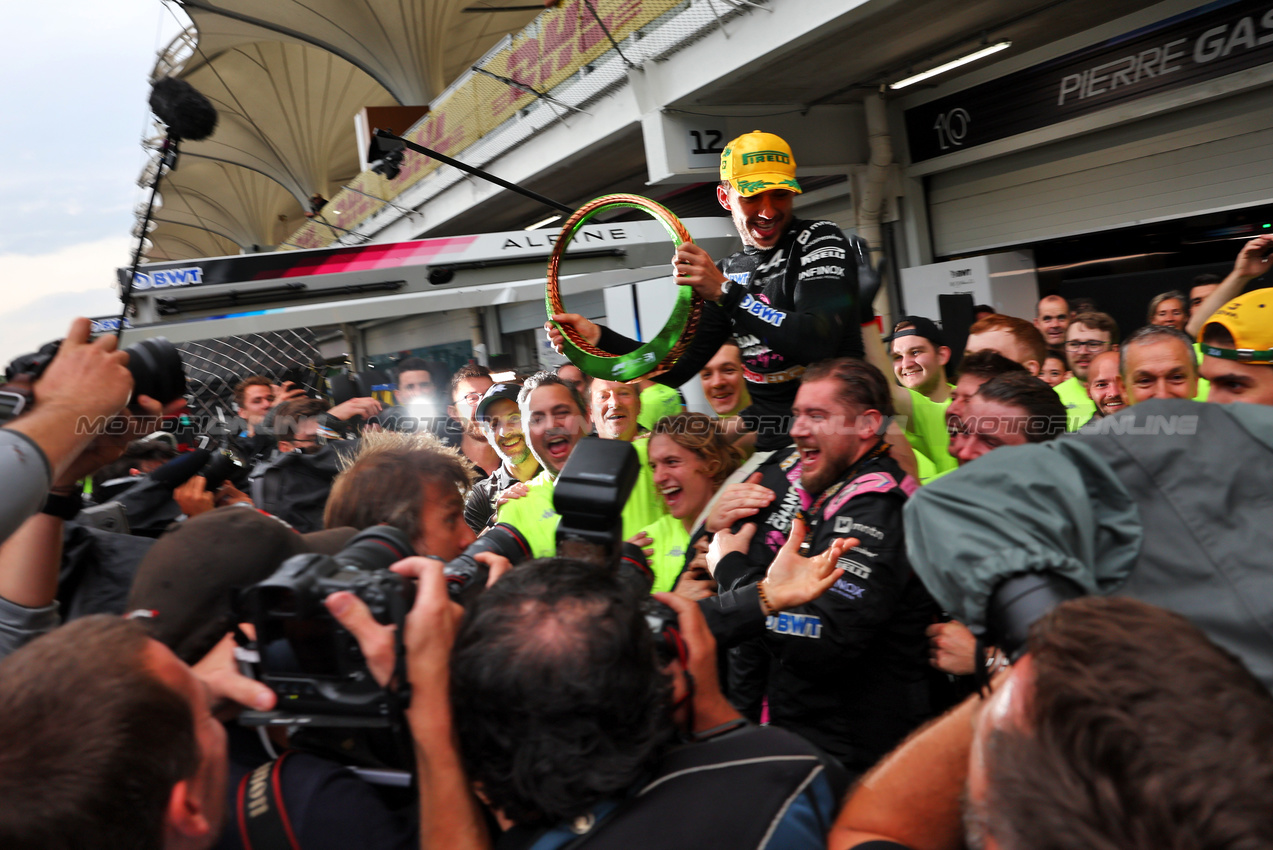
[719,131,802,197]
[1200,287,1273,363]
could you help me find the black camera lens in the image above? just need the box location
[123,337,186,404]
[335,526,416,572]
[444,523,531,605]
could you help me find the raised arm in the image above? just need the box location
[1185,235,1272,338]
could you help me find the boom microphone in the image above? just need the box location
[148,77,218,142]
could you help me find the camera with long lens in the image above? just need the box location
[235,526,416,726]
[443,522,532,606]
[0,336,187,423]
[984,572,1084,661]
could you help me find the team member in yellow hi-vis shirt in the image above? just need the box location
[634,413,744,593]
[495,372,667,557]
[884,317,956,482]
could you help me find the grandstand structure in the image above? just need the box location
[132,0,1271,374]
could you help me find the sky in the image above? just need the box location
[0,0,189,365]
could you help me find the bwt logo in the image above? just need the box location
[739,294,787,327]
[133,267,204,290]
[90,317,131,334]
[766,612,822,638]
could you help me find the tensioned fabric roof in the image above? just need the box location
[176,41,395,202]
[148,159,302,261]
[144,0,542,261]
[178,0,544,106]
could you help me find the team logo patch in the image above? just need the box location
[802,247,846,264]
[766,612,822,638]
[828,579,866,600]
[739,294,787,327]
[835,558,872,580]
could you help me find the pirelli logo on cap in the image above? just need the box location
[740,150,791,165]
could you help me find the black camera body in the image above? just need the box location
[553,437,640,566]
[555,437,680,659]
[201,444,250,492]
[0,336,186,424]
[236,526,415,726]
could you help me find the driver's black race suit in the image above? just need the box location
[595,218,861,450]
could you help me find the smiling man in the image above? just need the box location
[494,371,665,558]
[1120,325,1198,405]
[1054,311,1119,429]
[1085,350,1127,419]
[699,340,750,418]
[591,379,642,442]
[708,358,942,776]
[464,383,540,533]
[549,131,864,452]
[889,316,952,403]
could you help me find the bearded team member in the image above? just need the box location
[550,131,863,451]
[705,359,943,776]
[464,383,540,533]
[494,372,664,558]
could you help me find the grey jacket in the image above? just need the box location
[0,428,58,657]
[905,400,1273,692]
[0,429,51,543]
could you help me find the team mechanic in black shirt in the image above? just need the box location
[549,131,864,451]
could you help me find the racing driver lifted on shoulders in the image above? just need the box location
[549,131,864,451]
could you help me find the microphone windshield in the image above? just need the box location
[149,77,218,142]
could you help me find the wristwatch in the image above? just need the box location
[42,491,82,520]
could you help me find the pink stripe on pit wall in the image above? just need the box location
[279,236,479,277]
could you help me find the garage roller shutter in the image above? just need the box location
[928,87,1273,257]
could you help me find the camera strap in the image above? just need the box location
[236,751,302,850]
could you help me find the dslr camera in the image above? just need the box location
[0,336,187,423]
[441,438,655,603]
[235,526,416,726]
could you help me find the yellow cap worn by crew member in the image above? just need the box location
[719,131,803,197]
[1200,288,1273,363]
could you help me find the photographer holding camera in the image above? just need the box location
[0,318,187,657]
[329,555,845,850]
